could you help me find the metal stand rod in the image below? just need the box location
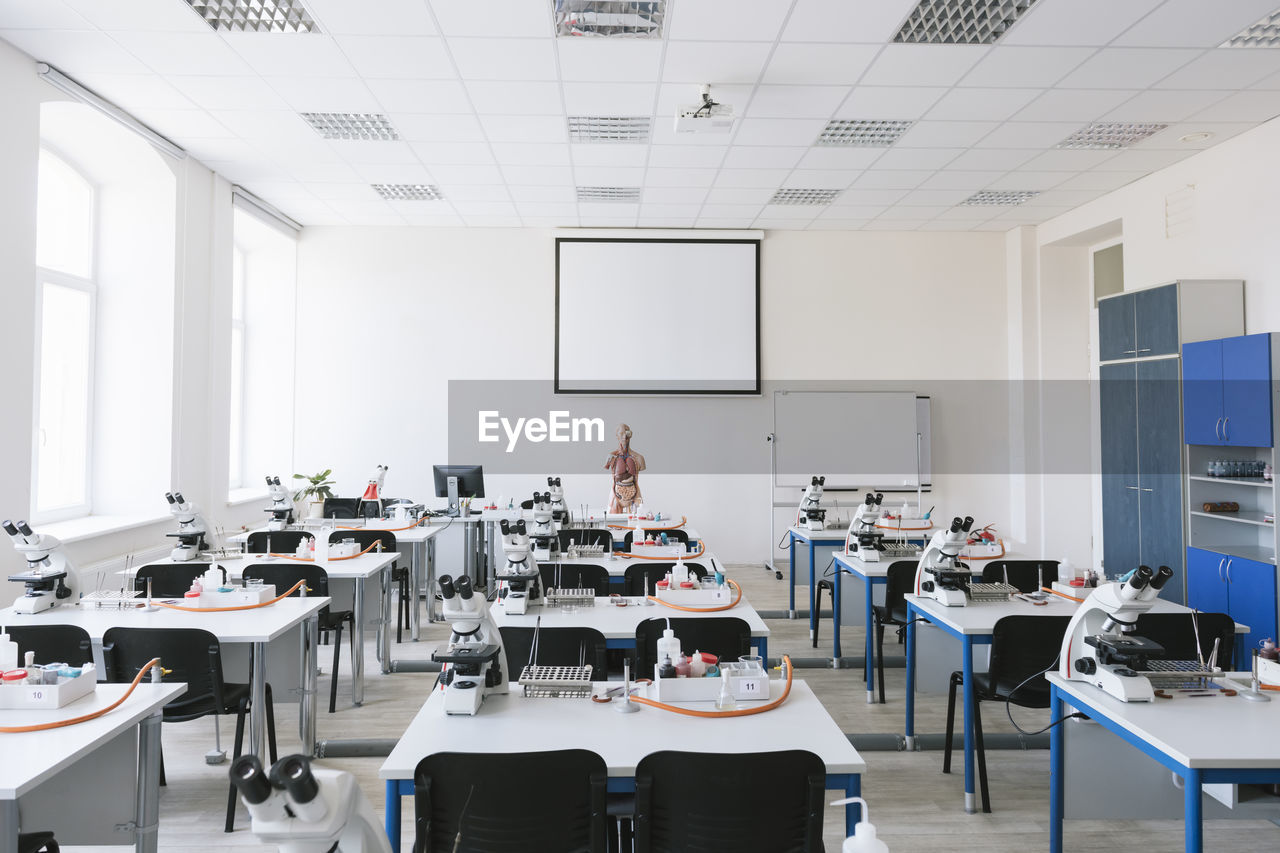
[352,579,366,706]
[299,613,318,755]
[378,564,393,674]
[408,539,421,641]
[315,738,398,758]
[134,711,163,853]
[249,641,268,761]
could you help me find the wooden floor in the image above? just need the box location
[96,562,1279,852]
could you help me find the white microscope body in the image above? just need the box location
[1059,565,1175,703]
[165,491,208,562]
[230,754,392,853]
[359,465,388,517]
[432,574,509,716]
[845,492,885,561]
[528,491,558,562]
[265,476,295,531]
[496,518,541,615]
[913,516,974,607]
[797,476,827,531]
[547,476,569,523]
[4,519,79,614]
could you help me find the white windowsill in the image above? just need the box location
[227,488,269,507]
[41,513,170,544]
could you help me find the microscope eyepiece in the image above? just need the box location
[1128,565,1153,591]
[1150,565,1174,591]
[16,521,33,537]
[515,519,526,535]
[818,476,825,485]
[270,755,320,806]
[455,576,474,600]
[874,492,883,504]
[228,755,273,805]
[949,517,964,534]
[500,519,511,535]
[165,492,176,504]
[962,516,974,533]
[173,492,185,505]
[2,520,17,536]
[438,575,456,599]
[264,476,272,485]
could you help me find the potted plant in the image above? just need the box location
[293,470,336,519]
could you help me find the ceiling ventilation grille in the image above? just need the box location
[961,190,1040,206]
[769,188,842,205]
[184,0,318,33]
[577,186,642,202]
[554,1,665,38]
[301,112,399,141]
[816,119,914,147]
[1222,11,1280,47]
[1057,122,1167,149]
[894,0,1039,45]
[373,184,444,201]
[568,116,652,142]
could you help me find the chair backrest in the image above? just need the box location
[557,528,613,552]
[883,561,919,614]
[329,528,398,553]
[102,627,228,717]
[623,528,690,548]
[635,616,751,673]
[1134,611,1235,664]
[242,562,331,598]
[622,563,708,597]
[246,530,313,554]
[322,498,361,519]
[499,626,608,678]
[412,750,607,853]
[981,560,1059,593]
[134,563,214,597]
[987,615,1073,707]
[6,624,93,667]
[538,562,611,597]
[634,750,824,853]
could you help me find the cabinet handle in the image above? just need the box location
[1137,348,1152,353]
[1223,417,1229,440]
[1124,485,1140,491]
[1215,417,1223,440]
[1122,349,1137,355]
[1226,558,1233,583]
[1218,558,1225,582]
[1139,488,1153,492]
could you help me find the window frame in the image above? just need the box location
[228,244,248,491]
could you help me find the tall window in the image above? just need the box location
[228,246,247,490]
[33,149,95,519]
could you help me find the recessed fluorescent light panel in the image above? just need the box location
[577,186,641,202]
[301,112,399,141]
[184,0,318,33]
[1222,11,1280,47]
[568,116,651,142]
[1057,122,1167,149]
[962,190,1039,206]
[895,0,1039,45]
[554,1,664,38]
[373,184,443,201]
[769,188,842,205]
[816,119,913,147]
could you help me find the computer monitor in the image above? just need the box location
[433,465,485,516]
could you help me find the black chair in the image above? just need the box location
[6,624,93,666]
[102,627,277,833]
[539,562,611,597]
[869,561,922,704]
[499,626,608,679]
[1135,611,1235,664]
[329,529,409,643]
[944,614,1071,813]
[634,616,751,674]
[246,530,313,554]
[322,498,361,519]
[17,833,58,853]
[981,560,1060,593]
[622,528,690,551]
[633,750,825,853]
[558,528,614,552]
[622,563,707,597]
[133,563,217,598]
[412,750,608,853]
[242,563,355,714]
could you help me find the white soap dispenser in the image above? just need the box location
[830,798,888,853]
[656,619,681,673]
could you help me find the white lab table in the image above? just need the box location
[1048,673,1280,853]
[0,596,327,760]
[1,682,186,853]
[378,678,865,851]
[538,549,724,583]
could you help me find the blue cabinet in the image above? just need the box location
[1098,293,1136,362]
[1181,333,1274,448]
[1099,284,1181,362]
[1100,364,1140,576]
[1181,339,1223,445]
[1137,359,1184,601]
[1186,547,1229,615]
[1187,548,1277,660]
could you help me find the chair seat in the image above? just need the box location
[872,603,908,625]
[320,609,354,631]
[163,682,252,723]
[18,831,58,853]
[963,671,1051,708]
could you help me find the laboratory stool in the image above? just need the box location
[811,578,835,649]
[18,833,59,853]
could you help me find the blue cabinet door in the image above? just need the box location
[1182,339,1224,445]
[1186,547,1229,615]
[1137,358,1184,601]
[1100,363,1140,576]
[1226,554,1277,653]
[1098,293,1136,362]
[1221,333,1273,448]
[1135,284,1179,358]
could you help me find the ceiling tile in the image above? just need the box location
[183,136,264,162]
[918,220,984,231]
[428,163,505,184]
[243,180,316,201]
[863,220,929,230]
[578,201,638,217]
[984,171,1071,190]
[1100,88,1229,122]
[918,170,1006,191]
[562,82,656,115]
[76,72,196,110]
[1189,90,1280,123]
[722,146,807,169]
[573,165,646,185]
[794,148,885,170]
[335,35,454,79]
[1017,149,1119,171]
[390,113,485,142]
[638,204,704,219]
[131,107,232,138]
[429,0,549,38]
[0,1,91,29]
[450,37,557,81]
[762,43,879,85]
[974,121,1081,148]
[933,204,1001,220]
[365,78,473,113]
[869,148,963,170]
[1155,50,1280,90]
[637,216,699,227]
[490,142,571,165]
[1131,121,1255,150]
[860,44,988,88]
[836,86,946,120]
[502,164,573,184]
[285,161,362,182]
[221,33,356,77]
[265,75,382,112]
[746,85,851,119]
[3,29,153,74]
[1023,189,1105,207]
[442,184,511,202]
[646,145,727,168]
[509,185,576,202]
[786,169,861,188]
[1111,0,1280,48]
[851,171,932,190]
[641,186,708,204]
[466,81,562,114]
[1052,170,1146,191]
[167,75,284,110]
[656,83,753,116]
[894,120,998,148]
[816,204,884,219]
[645,167,718,187]
[661,41,773,84]
[782,0,918,43]
[410,141,494,165]
[308,0,437,35]
[403,213,465,225]
[1013,88,1138,122]
[945,148,1038,171]
[880,205,951,220]
[1056,48,1201,90]
[351,162,435,183]
[757,204,820,220]
[572,145,649,168]
[705,186,774,205]
[63,0,209,32]
[451,201,518,216]
[310,182,383,201]
[925,87,1042,121]
[1092,148,1195,171]
[516,202,578,216]
[208,109,314,141]
[697,216,760,228]
[1001,0,1163,46]
[479,114,567,142]
[960,47,1094,88]
[835,188,910,205]
[733,117,829,147]
[668,0,789,40]
[332,139,421,164]
[713,168,792,187]
[558,40,662,82]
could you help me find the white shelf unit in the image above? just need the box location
[1185,444,1277,564]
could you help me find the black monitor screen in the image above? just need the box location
[433,465,485,499]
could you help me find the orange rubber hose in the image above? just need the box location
[1041,586,1086,603]
[646,579,742,612]
[619,545,706,561]
[608,516,687,531]
[0,657,161,733]
[153,579,307,613]
[262,541,382,562]
[628,655,794,718]
[962,540,1006,561]
[337,515,435,533]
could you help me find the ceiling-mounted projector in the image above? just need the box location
[674,84,734,134]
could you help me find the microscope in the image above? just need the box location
[913,516,974,606]
[230,753,392,853]
[496,519,541,615]
[358,465,387,518]
[1059,565,1174,703]
[432,574,508,715]
[845,492,885,561]
[165,491,208,562]
[4,520,79,614]
[528,491,558,561]
[264,476,294,531]
[547,476,569,523]
[797,476,827,531]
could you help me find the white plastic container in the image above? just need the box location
[656,621,680,667]
[0,628,17,672]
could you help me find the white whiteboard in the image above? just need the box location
[555,239,759,393]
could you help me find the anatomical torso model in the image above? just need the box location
[605,423,645,513]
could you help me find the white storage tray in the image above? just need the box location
[0,669,96,709]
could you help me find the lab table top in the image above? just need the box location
[490,595,770,640]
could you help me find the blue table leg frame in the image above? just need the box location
[385,774,862,850]
[904,600,992,814]
[857,571,885,703]
[1048,683,1280,853]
